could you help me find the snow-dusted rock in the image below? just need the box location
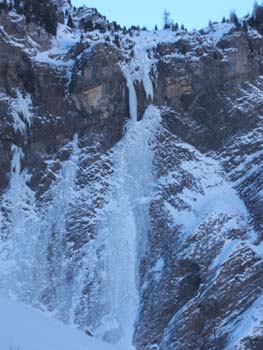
[0,4,262,350]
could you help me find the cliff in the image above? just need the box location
[0,4,262,350]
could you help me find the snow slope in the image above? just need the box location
[0,297,124,350]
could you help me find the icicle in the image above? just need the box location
[122,39,154,123]
[0,144,37,301]
[136,46,154,100]
[11,144,24,175]
[10,90,33,134]
[122,67,138,123]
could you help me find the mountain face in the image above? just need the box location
[0,3,262,350]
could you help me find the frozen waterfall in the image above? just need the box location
[89,105,160,348]
[0,39,159,350]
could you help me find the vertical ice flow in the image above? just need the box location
[88,39,159,347]
[123,66,138,122]
[122,37,154,122]
[91,106,160,349]
[0,144,37,300]
[10,90,33,134]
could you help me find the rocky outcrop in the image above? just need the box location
[154,30,263,150]
[70,42,129,147]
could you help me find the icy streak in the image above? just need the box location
[93,105,160,348]
[122,40,154,122]
[91,47,158,347]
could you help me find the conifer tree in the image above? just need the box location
[113,34,120,47]
[0,0,7,10]
[84,19,93,32]
[253,2,263,29]
[163,9,171,29]
[242,20,248,32]
[67,14,74,28]
[43,2,58,36]
[14,0,19,10]
[230,10,239,28]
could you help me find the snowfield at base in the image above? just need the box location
[0,296,124,350]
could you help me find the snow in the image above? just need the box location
[34,24,77,67]
[209,239,241,270]
[150,257,165,282]
[163,145,248,239]
[0,296,123,350]
[226,294,263,349]
[0,25,25,49]
[205,23,234,43]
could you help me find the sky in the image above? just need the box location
[71,0,256,30]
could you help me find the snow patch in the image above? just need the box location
[150,257,165,282]
[0,296,123,350]
[226,294,263,349]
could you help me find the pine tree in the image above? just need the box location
[112,21,118,31]
[0,0,7,10]
[20,0,58,35]
[14,0,20,11]
[253,2,263,31]
[222,16,226,23]
[230,10,239,27]
[67,14,74,28]
[242,20,248,32]
[113,34,120,47]
[43,2,58,36]
[253,1,260,18]
[23,0,32,23]
[163,9,171,29]
[94,22,106,33]
[84,19,93,32]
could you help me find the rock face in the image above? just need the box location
[69,42,128,146]
[0,6,262,350]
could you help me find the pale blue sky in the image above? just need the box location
[71,0,256,30]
